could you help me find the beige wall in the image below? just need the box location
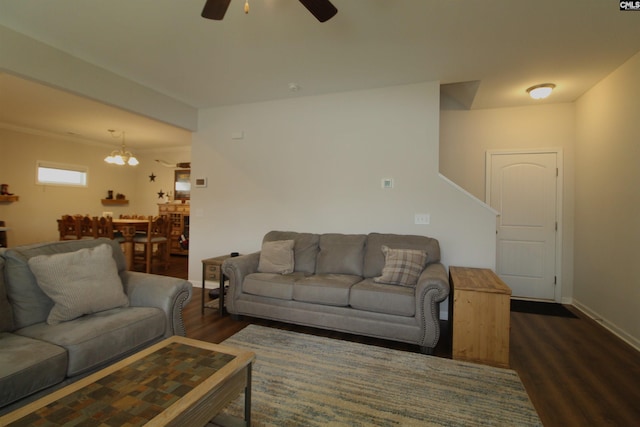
[440,103,576,301]
[132,148,192,213]
[189,81,498,296]
[0,126,190,246]
[574,52,640,348]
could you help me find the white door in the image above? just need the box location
[487,151,559,300]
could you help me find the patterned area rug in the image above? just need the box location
[215,325,541,426]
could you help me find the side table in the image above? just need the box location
[201,254,235,315]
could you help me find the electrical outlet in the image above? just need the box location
[414,213,430,225]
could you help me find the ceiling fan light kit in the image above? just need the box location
[201,0,337,22]
[527,83,556,100]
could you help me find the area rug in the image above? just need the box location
[215,325,541,426]
[511,299,578,318]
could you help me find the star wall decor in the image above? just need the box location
[157,189,165,199]
[149,172,156,182]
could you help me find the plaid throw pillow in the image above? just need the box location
[374,245,428,287]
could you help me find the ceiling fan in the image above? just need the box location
[202,0,338,22]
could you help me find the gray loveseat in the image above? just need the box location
[0,238,192,412]
[222,231,449,354]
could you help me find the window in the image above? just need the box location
[36,161,88,187]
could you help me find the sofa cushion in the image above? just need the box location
[15,306,165,377]
[316,234,367,276]
[0,255,15,333]
[243,272,306,300]
[28,244,129,325]
[349,279,416,317]
[363,233,441,278]
[293,274,361,306]
[0,332,67,408]
[258,240,295,274]
[3,239,127,329]
[263,231,320,274]
[374,246,428,287]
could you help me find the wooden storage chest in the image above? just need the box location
[449,266,512,368]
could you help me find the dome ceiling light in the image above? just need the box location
[527,83,556,100]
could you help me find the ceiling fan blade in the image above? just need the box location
[298,0,338,22]
[201,0,232,20]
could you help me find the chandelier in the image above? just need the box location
[104,129,139,166]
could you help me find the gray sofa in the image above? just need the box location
[0,238,192,412]
[222,231,449,354]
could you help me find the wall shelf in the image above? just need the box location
[0,195,19,203]
[101,199,129,205]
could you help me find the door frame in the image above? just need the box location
[485,148,563,302]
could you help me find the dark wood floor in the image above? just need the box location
[163,255,640,427]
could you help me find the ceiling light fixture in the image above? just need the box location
[244,0,249,14]
[526,83,556,100]
[104,129,139,166]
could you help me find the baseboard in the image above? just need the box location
[572,299,640,353]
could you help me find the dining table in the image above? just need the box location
[112,218,150,270]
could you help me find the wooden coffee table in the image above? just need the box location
[0,336,255,427]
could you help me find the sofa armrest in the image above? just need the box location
[222,252,260,313]
[416,262,449,302]
[414,262,450,349]
[121,271,193,337]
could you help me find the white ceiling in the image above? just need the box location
[1,0,640,149]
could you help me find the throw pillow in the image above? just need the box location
[258,240,295,274]
[374,245,428,287]
[27,244,129,325]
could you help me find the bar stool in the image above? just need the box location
[133,216,170,273]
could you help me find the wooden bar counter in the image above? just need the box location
[449,266,512,368]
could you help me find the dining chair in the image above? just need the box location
[0,220,7,248]
[58,215,81,240]
[79,215,98,239]
[132,216,170,273]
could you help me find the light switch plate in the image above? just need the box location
[414,213,430,225]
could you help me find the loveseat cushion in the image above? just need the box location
[349,279,416,317]
[15,307,165,377]
[0,332,67,408]
[316,233,366,276]
[293,274,361,306]
[263,231,320,274]
[243,272,306,300]
[363,233,441,278]
[3,239,127,330]
[27,244,129,325]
